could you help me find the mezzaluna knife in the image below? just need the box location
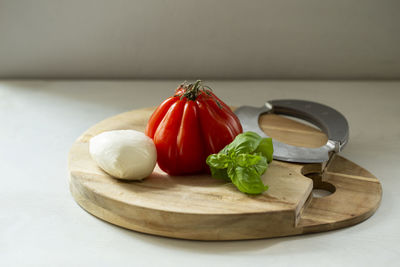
[234,99,349,163]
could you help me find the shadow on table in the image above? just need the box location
[101,219,350,254]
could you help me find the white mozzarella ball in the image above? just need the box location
[89,130,157,180]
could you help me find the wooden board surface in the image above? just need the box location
[68,107,382,240]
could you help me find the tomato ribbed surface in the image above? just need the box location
[145,82,243,175]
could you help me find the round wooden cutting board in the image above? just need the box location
[68,107,382,240]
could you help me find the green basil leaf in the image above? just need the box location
[254,137,273,163]
[235,153,261,167]
[206,154,229,169]
[220,131,262,155]
[253,154,268,175]
[209,167,230,181]
[206,154,230,180]
[228,165,268,195]
[206,131,273,195]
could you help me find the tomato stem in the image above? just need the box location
[177,80,223,108]
[179,80,203,101]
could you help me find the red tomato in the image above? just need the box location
[145,80,243,175]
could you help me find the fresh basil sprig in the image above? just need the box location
[206,131,273,195]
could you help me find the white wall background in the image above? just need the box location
[0,0,399,79]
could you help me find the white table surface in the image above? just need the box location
[1,80,399,267]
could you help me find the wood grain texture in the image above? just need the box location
[68,107,382,240]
